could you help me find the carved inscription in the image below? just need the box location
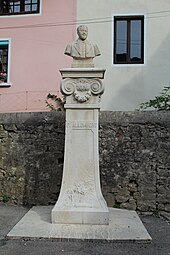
[67,121,97,129]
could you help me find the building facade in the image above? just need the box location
[0,0,170,112]
[77,0,170,110]
[0,0,76,112]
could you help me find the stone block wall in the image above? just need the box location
[0,111,170,213]
[0,112,65,205]
[99,112,170,213]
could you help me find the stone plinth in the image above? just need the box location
[8,206,152,241]
[51,68,109,225]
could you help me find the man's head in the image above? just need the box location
[77,25,88,41]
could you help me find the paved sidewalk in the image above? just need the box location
[0,204,170,255]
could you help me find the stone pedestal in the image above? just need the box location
[52,68,109,225]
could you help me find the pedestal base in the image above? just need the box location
[7,206,152,242]
[52,207,109,225]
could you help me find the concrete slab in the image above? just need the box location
[7,206,152,242]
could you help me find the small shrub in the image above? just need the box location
[138,86,170,111]
[153,209,160,217]
[46,93,65,111]
[113,202,121,209]
[2,195,10,203]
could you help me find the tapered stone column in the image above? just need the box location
[52,68,109,225]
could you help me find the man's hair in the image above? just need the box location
[77,25,88,34]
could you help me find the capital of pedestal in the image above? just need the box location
[60,68,105,107]
[60,68,105,79]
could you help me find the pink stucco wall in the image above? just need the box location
[0,0,76,112]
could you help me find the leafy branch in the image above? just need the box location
[138,86,170,111]
[46,93,65,111]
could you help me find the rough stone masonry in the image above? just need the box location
[0,111,170,214]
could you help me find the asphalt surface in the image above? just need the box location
[0,204,170,255]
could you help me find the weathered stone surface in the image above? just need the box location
[157,203,165,210]
[120,198,137,211]
[115,189,130,203]
[105,192,115,207]
[0,112,65,205]
[165,204,170,211]
[0,111,170,213]
[52,68,109,225]
[99,111,170,213]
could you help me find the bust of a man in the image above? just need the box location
[64,25,101,68]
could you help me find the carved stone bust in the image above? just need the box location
[64,25,101,68]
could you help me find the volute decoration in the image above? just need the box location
[61,78,104,103]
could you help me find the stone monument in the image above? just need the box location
[7,25,152,242]
[52,25,109,225]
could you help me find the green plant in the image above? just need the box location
[113,202,121,209]
[46,93,65,111]
[153,209,160,217]
[138,86,170,111]
[2,195,10,203]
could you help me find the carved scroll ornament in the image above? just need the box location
[61,78,104,103]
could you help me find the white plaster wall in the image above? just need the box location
[77,0,170,110]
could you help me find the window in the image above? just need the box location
[0,0,40,16]
[0,40,9,84]
[114,16,144,64]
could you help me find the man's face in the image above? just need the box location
[77,26,88,40]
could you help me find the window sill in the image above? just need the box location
[0,82,12,87]
[113,63,145,67]
[0,13,41,18]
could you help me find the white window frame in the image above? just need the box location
[0,0,42,18]
[0,38,11,87]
